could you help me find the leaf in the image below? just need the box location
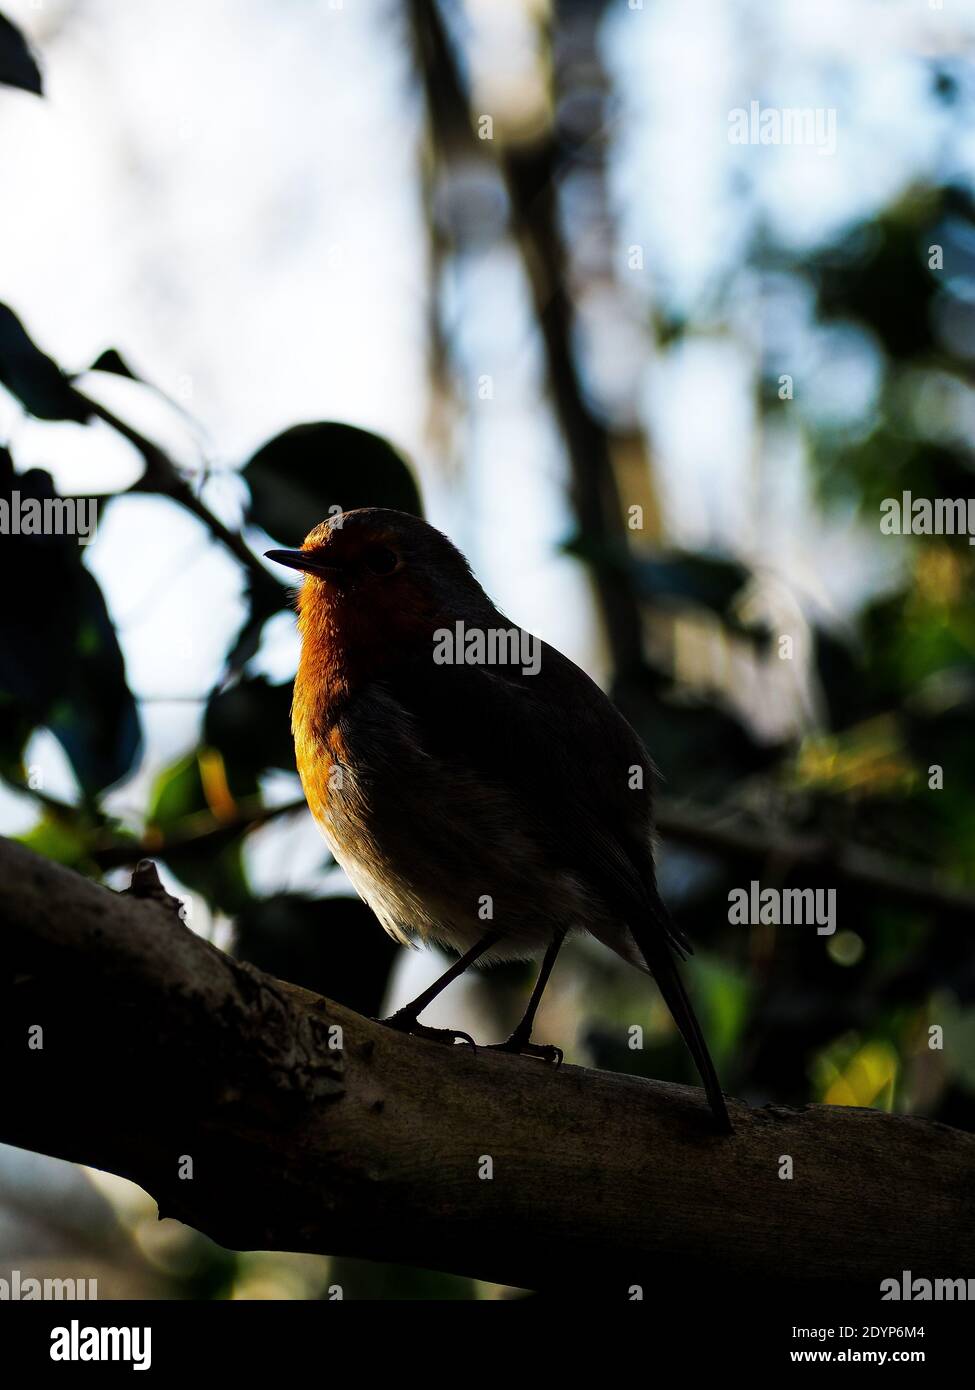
[18,811,94,871]
[565,533,765,642]
[810,206,941,362]
[0,12,42,95]
[147,747,258,829]
[223,572,291,676]
[243,422,423,545]
[691,956,752,1069]
[146,751,255,913]
[204,676,296,775]
[630,552,750,614]
[88,347,141,381]
[818,1038,898,1109]
[0,454,141,796]
[0,690,33,783]
[614,663,783,797]
[813,624,871,731]
[0,303,90,421]
[146,753,208,830]
[47,571,142,796]
[86,345,204,437]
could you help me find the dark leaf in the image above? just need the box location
[614,663,783,798]
[806,194,966,361]
[88,347,141,381]
[223,573,291,676]
[813,625,869,730]
[47,570,142,796]
[0,455,141,796]
[566,533,764,641]
[204,675,296,775]
[630,551,750,614]
[0,12,41,95]
[243,422,423,545]
[0,303,90,422]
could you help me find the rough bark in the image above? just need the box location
[1,835,972,1293]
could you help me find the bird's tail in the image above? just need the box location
[629,916,732,1134]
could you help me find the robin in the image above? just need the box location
[267,508,731,1131]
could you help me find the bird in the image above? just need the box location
[267,507,731,1132]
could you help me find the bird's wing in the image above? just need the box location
[373,637,689,955]
[374,639,729,1128]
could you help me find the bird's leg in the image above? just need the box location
[379,930,500,1047]
[487,928,566,1065]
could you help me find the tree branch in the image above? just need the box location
[2,836,972,1292]
[79,389,282,607]
[655,801,975,920]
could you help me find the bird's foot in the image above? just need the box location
[486,1033,563,1066]
[379,1008,476,1049]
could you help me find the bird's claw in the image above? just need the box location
[487,1036,564,1066]
[379,1011,476,1049]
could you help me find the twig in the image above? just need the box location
[79,391,281,604]
[655,802,975,919]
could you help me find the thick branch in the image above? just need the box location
[1,837,972,1292]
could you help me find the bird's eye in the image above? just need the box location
[362,543,399,575]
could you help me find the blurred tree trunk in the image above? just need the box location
[409,0,650,679]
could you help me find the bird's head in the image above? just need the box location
[267,508,494,681]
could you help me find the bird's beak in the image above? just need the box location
[265,548,341,578]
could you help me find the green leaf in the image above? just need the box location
[18,812,94,870]
[0,12,42,95]
[243,422,423,545]
[146,750,255,914]
[147,747,258,827]
[0,303,90,421]
[147,752,206,829]
[690,956,752,1071]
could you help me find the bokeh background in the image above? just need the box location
[2,0,975,1299]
